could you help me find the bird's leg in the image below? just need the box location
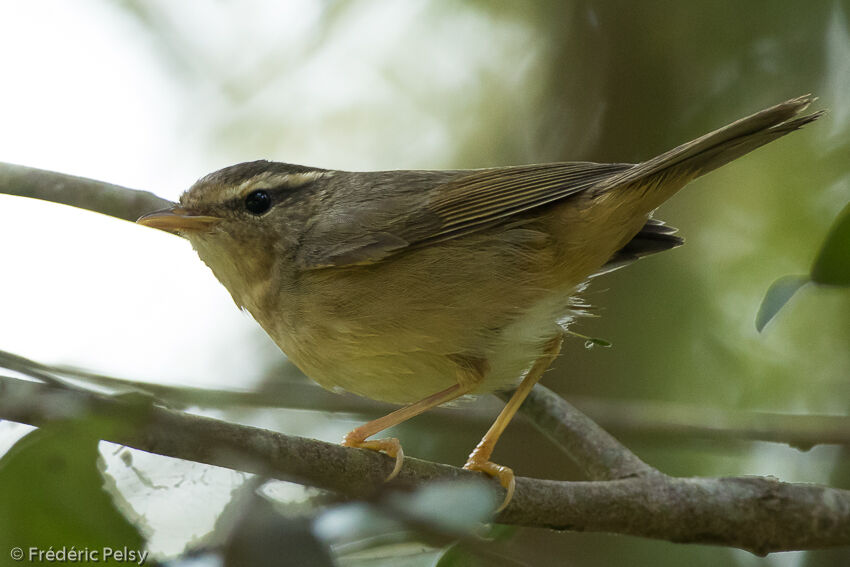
[464,334,563,511]
[343,381,473,481]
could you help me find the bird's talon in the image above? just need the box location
[463,459,515,512]
[389,448,404,480]
[342,436,404,482]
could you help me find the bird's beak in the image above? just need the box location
[136,207,222,234]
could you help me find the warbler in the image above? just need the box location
[138,95,820,508]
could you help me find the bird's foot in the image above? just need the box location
[463,456,515,513]
[342,433,405,481]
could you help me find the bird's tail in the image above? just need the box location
[587,95,822,276]
[599,95,823,207]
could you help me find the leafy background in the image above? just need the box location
[0,1,848,565]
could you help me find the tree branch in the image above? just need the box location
[0,348,653,481]
[0,161,172,221]
[5,349,849,451]
[1,374,849,555]
[500,385,657,481]
[571,396,850,451]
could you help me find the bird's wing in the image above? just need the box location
[296,95,821,269]
[404,161,632,246]
[296,161,633,269]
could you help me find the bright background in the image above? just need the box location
[1,1,849,565]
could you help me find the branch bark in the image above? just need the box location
[0,161,172,221]
[500,385,656,481]
[1,374,849,555]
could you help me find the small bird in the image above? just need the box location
[138,95,820,508]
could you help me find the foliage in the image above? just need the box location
[0,419,145,558]
[757,202,850,331]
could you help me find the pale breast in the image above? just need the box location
[258,226,582,405]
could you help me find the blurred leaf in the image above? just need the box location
[314,502,408,548]
[389,479,497,533]
[437,544,516,567]
[317,480,497,553]
[160,554,219,567]
[170,478,334,566]
[319,481,498,565]
[0,419,144,554]
[337,543,443,567]
[756,203,850,331]
[435,545,482,567]
[435,524,521,567]
[755,275,810,332]
[811,202,850,286]
[485,525,518,541]
[222,496,335,567]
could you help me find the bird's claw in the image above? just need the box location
[463,458,516,513]
[342,436,405,481]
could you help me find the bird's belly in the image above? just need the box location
[278,330,465,404]
[265,289,579,406]
[256,229,584,406]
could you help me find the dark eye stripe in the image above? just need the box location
[232,179,319,214]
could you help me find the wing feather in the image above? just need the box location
[403,162,632,246]
[298,161,634,268]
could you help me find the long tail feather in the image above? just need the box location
[606,95,822,189]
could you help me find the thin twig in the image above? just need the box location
[4,349,850,452]
[500,385,657,480]
[0,161,172,221]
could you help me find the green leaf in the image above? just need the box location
[811,202,850,286]
[755,275,810,332]
[0,419,145,555]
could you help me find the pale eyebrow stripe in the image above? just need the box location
[236,171,331,199]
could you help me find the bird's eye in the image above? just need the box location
[244,190,271,215]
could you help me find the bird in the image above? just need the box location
[137,95,821,509]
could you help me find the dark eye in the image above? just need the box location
[244,190,271,215]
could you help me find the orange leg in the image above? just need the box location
[343,382,473,480]
[464,335,563,511]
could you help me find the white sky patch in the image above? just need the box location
[0,1,183,191]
